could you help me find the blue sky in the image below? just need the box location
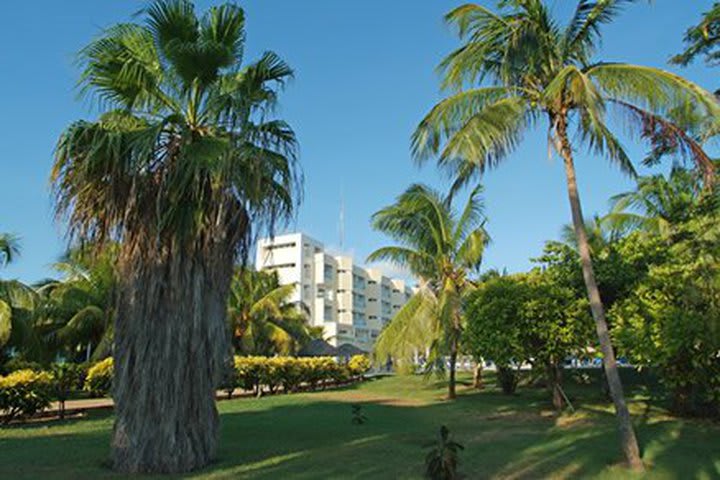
[0,0,717,283]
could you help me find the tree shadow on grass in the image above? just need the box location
[0,382,718,479]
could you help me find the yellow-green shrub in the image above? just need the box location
[84,358,113,397]
[232,356,353,394]
[348,355,371,377]
[0,369,54,423]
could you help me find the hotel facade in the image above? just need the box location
[255,233,414,352]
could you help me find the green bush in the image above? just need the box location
[0,369,54,423]
[84,358,113,397]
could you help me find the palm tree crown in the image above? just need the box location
[52,0,300,258]
[413,0,719,189]
[227,269,316,356]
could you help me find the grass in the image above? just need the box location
[0,372,718,479]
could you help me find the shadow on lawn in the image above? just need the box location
[0,381,718,479]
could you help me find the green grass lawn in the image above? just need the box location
[1,372,718,479]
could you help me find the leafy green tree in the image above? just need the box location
[368,184,489,399]
[227,269,318,356]
[50,1,300,472]
[611,216,720,416]
[413,1,720,468]
[464,275,527,395]
[465,271,591,405]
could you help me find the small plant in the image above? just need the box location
[351,403,367,425]
[51,363,83,420]
[424,425,464,480]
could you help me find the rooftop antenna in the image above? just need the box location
[339,183,345,251]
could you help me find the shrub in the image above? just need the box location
[50,363,84,419]
[84,358,113,397]
[348,355,371,377]
[232,356,355,395]
[0,369,54,423]
[234,356,267,395]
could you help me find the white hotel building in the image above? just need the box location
[255,233,414,352]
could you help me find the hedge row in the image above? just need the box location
[227,355,371,395]
[0,355,372,423]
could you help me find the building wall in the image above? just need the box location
[255,233,414,351]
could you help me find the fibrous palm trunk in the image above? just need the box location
[111,240,233,473]
[448,344,457,400]
[554,114,644,472]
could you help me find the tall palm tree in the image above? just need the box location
[0,234,20,268]
[50,1,300,473]
[227,269,317,356]
[412,1,720,470]
[368,184,489,399]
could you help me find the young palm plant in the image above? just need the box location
[412,1,720,470]
[368,184,488,399]
[50,1,300,473]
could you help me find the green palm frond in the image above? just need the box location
[53,0,301,266]
[563,1,641,63]
[0,234,21,267]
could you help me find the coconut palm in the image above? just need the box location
[0,236,40,356]
[0,234,20,268]
[50,0,300,472]
[227,268,317,356]
[37,247,117,363]
[412,1,720,470]
[603,168,718,236]
[368,184,489,399]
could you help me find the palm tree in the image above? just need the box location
[604,168,714,236]
[368,184,489,399]
[227,269,317,356]
[412,1,720,470]
[50,1,300,472]
[0,236,41,359]
[37,247,117,363]
[0,234,20,268]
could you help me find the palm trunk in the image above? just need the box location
[554,114,644,472]
[554,114,644,471]
[448,344,457,400]
[111,242,232,473]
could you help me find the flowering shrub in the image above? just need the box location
[84,357,113,397]
[348,355,371,377]
[232,356,354,394]
[0,369,54,423]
